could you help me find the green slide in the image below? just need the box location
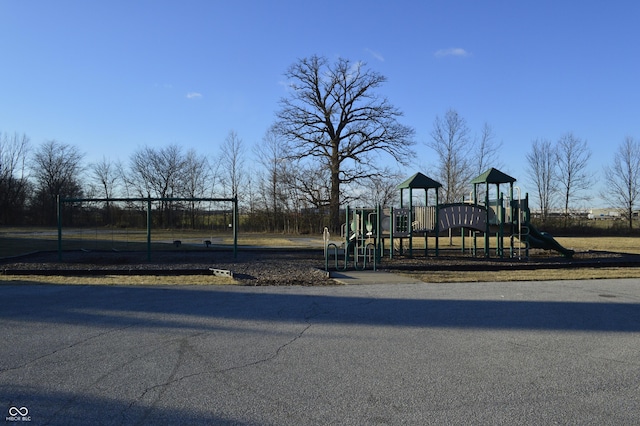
[525,223,575,258]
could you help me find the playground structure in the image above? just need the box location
[324,205,384,271]
[324,168,574,271]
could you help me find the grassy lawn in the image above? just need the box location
[0,228,323,258]
[554,236,640,254]
[0,274,236,286]
[387,235,640,254]
[402,267,640,283]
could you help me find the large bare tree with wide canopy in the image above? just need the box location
[274,55,415,230]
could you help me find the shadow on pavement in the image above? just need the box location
[2,283,639,333]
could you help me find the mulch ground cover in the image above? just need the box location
[3,248,640,285]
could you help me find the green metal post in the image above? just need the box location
[345,205,350,269]
[472,184,477,256]
[408,188,413,257]
[484,182,490,257]
[460,198,464,254]
[376,204,382,264]
[233,196,238,258]
[498,192,504,258]
[146,197,152,261]
[435,189,439,256]
[398,188,403,257]
[424,189,428,257]
[510,184,515,258]
[525,193,530,259]
[57,195,62,261]
[389,206,394,259]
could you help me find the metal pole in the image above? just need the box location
[408,188,413,257]
[57,195,62,261]
[525,193,530,259]
[376,204,382,264]
[435,189,440,257]
[424,190,428,256]
[509,183,515,258]
[499,192,504,258]
[389,206,394,260]
[233,196,238,258]
[345,205,350,269]
[147,197,152,261]
[484,182,490,257]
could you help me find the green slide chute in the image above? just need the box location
[525,223,575,258]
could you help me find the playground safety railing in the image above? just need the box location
[412,206,436,231]
[325,242,346,271]
[354,242,377,271]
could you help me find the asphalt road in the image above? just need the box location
[1,277,639,425]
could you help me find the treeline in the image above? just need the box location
[3,124,640,234]
[3,106,640,235]
[0,132,396,233]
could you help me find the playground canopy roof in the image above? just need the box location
[397,172,443,190]
[470,168,516,185]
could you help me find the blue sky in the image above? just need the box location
[2,0,639,205]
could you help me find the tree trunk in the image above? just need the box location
[328,139,341,232]
[330,164,341,233]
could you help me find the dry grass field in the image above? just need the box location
[0,228,324,258]
[555,236,640,254]
[385,235,640,255]
[0,274,236,286]
[402,266,640,283]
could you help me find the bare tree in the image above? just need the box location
[601,136,640,229]
[128,144,186,227]
[30,140,85,225]
[129,144,184,197]
[219,130,245,200]
[556,132,592,225]
[274,55,415,230]
[206,156,223,199]
[356,168,403,207]
[179,149,210,198]
[90,156,122,199]
[296,161,332,211]
[526,138,557,222]
[474,122,502,175]
[427,109,473,203]
[89,156,123,225]
[253,128,290,231]
[180,149,211,228]
[0,132,31,225]
[278,160,305,233]
[244,171,260,215]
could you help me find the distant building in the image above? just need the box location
[529,208,589,218]
[588,208,621,220]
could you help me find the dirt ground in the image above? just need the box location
[3,247,640,286]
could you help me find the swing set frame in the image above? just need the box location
[57,195,239,261]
